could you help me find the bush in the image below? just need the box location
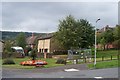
[28,49,37,60]
[3,59,15,65]
[56,58,66,64]
[2,50,13,58]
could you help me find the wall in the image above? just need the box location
[0,41,3,53]
[38,39,51,53]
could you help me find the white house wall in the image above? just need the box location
[38,39,51,53]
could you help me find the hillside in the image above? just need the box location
[1,31,47,40]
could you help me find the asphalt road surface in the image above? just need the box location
[2,64,118,78]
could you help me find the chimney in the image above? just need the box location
[32,32,34,38]
[104,27,106,31]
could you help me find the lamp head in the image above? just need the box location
[97,18,100,20]
[96,18,100,23]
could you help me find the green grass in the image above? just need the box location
[2,57,34,69]
[96,50,118,58]
[2,50,119,69]
[2,57,65,69]
[88,60,118,69]
[40,58,64,68]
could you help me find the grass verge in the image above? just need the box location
[88,60,118,69]
[2,57,66,69]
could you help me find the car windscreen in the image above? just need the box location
[16,49,24,53]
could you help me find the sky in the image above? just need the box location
[1,1,118,33]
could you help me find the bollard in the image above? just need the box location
[102,56,104,61]
[76,59,78,64]
[111,55,112,60]
[85,58,86,63]
[118,54,119,60]
[73,60,76,64]
[64,60,67,65]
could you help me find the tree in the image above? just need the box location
[113,25,120,49]
[97,33,102,44]
[29,48,37,60]
[112,39,120,49]
[55,15,94,49]
[3,40,15,58]
[16,32,26,49]
[76,19,94,48]
[99,29,114,50]
[113,25,120,40]
[100,37,106,50]
[4,40,13,52]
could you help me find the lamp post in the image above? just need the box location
[94,18,100,68]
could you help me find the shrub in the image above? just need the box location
[2,50,13,58]
[56,58,66,64]
[3,59,15,65]
[28,49,37,60]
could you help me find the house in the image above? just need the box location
[97,25,115,50]
[37,34,53,53]
[26,33,37,49]
[37,33,63,53]
[97,25,113,33]
[97,43,114,50]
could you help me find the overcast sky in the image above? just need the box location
[2,2,118,33]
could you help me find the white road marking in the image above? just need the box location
[64,68,79,72]
[60,76,64,78]
[94,76,103,79]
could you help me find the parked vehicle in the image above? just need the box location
[11,46,25,58]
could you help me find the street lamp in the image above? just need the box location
[94,18,100,68]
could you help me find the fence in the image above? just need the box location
[83,54,120,63]
[70,54,120,64]
[37,53,53,58]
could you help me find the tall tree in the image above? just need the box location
[76,19,94,48]
[113,25,120,49]
[100,37,106,50]
[16,32,26,49]
[4,40,14,52]
[113,25,120,40]
[100,29,114,50]
[55,15,94,49]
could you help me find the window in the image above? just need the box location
[44,49,48,53]
[39,49,41,53]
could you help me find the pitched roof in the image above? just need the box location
[38,33,53,40]
[97,25,113,33]
[26,35,37,45]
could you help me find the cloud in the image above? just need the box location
[2,2,118,33]
[15,18,58,33]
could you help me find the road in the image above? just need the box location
[2,64,118,78]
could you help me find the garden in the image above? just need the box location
[2,50,119,69]
[2,57,66,69]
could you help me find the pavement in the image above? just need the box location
[2,64,119,78]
